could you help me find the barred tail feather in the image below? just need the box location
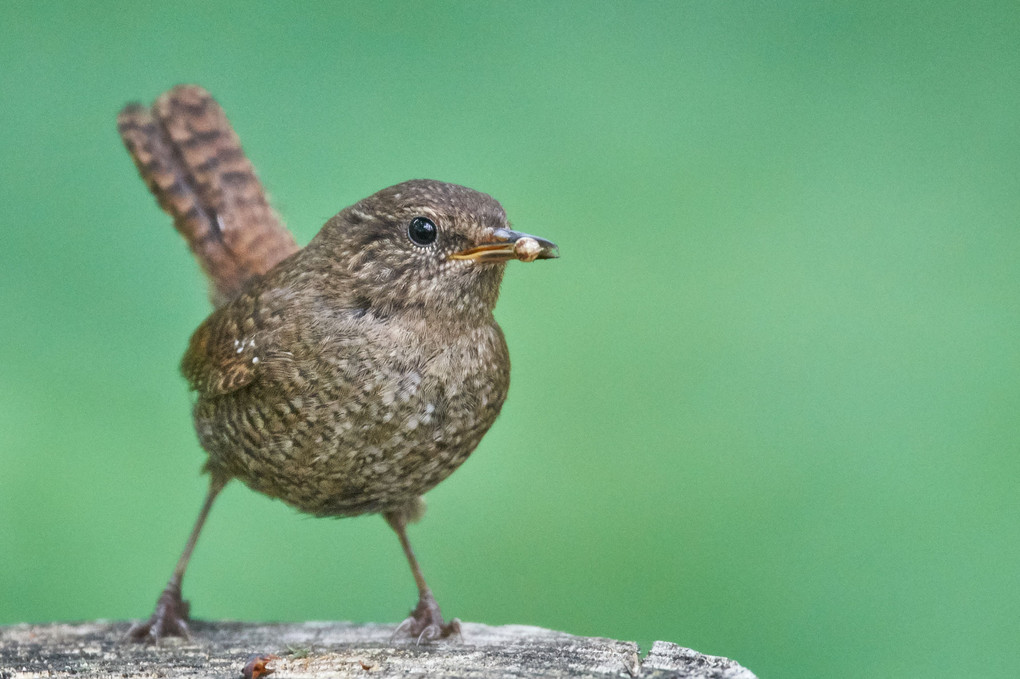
[117,85,299,306]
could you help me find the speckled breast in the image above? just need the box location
[193,321,510,518]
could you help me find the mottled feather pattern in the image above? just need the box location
[118,85,298,306]
[183,234,511,516]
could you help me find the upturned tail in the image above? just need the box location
[117,85,300,307]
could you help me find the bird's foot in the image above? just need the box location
[392,591,461,644]
[127,580,191,642]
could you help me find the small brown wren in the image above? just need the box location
[117,85,558,643]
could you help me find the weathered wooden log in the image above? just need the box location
[0,621,757,678]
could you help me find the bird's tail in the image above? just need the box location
[117,85,300,307]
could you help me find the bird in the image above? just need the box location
[116,85,558,643]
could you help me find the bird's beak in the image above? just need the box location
[450,228,560,263]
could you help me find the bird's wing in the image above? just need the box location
[180,288,297,398]
[181,314,261,397]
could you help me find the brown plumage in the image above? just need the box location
[116,86,298,306]
[118,86,557,643]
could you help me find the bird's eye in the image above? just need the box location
[407,217,437,246]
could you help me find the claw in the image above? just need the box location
[391,616,414,641]
[414,618,461,645]
[127,581,192,642]
[391,591,461,644]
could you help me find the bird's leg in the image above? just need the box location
[384,506,461,643]
[128,477,227,642]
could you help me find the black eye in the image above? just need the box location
[407,216,437,246]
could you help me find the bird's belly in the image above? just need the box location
[194,333,510,517]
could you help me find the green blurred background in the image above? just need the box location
[1,2,1017,677]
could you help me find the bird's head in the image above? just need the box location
[310,179,558,321]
